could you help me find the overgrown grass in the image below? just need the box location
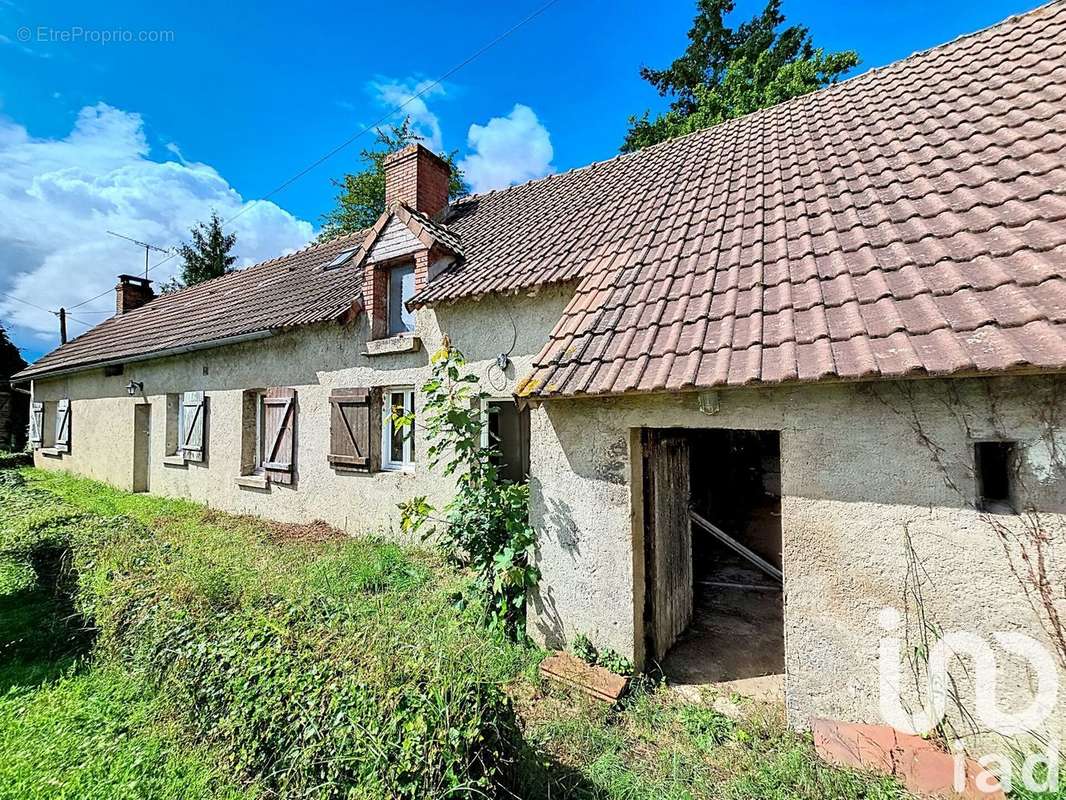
[0,667,255,800]
[514,681,910,800]
[0,467,922,798]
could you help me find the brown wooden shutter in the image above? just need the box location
[180,391,206,462]
[329,388,381,472]
[30,401,44,448]
[263,387,296,485]
[55,398,71,453]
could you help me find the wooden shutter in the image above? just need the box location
[55,398,71,453]
[329,388,381,472]
[30,401,44,448]
[263,387,296,485]
[180,391,206,462]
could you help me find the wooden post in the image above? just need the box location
[58,307,67,344]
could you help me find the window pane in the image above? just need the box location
[256,395,266,468]
[407,391,415,463]
[390,392,405,463]
[388,265,415,334]
[176,398,185,454]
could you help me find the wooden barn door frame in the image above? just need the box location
[640,428,693,666]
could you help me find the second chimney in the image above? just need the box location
[115,274,155,314]
[383,144,451,219]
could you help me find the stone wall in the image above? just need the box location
[527,375,1066,743]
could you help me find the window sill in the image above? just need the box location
[235,474,270,490]
[381,464,416,474]
[162,455,187,467]
[365,334,421,357]
[38,447,63,458]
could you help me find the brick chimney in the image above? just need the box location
[115,274,155,314]
[383,144,450,219]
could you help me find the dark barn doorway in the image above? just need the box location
[486,399,530,483]
[643,428,784,697]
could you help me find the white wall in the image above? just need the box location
[31,284,574,538]
[527,375,1066,744]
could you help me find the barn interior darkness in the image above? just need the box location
[660,429,785,693]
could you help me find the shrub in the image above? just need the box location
[399,342,539,636]
[0,451,31,470]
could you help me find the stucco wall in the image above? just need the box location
[528,375,1066,743]
[31,283,573,538]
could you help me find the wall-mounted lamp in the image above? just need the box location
[126,380,144,397]
[698,390,720,416]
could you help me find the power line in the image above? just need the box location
[0,290,53,315]
[55,0,562,311]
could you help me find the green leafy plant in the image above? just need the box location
[398,341,539,636]
[571,633,597,664]
[570,632,634,676]
[596,647,634,677]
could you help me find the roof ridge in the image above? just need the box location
[446,0,1060,213]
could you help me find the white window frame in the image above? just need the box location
[42,401,58,449]
[253,391,267,473]
[165,393,185,457]
[382,387,416,470]
[480,397,508,449]
[386,263,416,336]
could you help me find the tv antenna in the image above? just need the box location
[106,231,170,279]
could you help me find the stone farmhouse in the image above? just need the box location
[14,3,1066,744]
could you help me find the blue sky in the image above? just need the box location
[0,0,1040,362]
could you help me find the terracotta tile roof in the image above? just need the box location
[485,1,1066,396]
[14,231,367,380]
[17,2,1066,396]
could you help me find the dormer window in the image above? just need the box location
[387,263,415,335]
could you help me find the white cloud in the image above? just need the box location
[458,104,553,194]
[163,141,185,162]
[0,103,313,353]
[367,77,445,152]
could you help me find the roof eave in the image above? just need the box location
[11,328,279,385]
[517,364,1066,402]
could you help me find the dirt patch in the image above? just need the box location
[159,509,349,547]
[263,519,347,545]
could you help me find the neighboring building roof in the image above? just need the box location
[14,231,366,379]
[16,2,1066,396]
[510,1,1066,396]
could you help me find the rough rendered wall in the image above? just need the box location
[31,284,572,538]
[528,375,1066,744]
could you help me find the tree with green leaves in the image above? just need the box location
[622,0,859,152]
[162,212,237,292]
[0,322,27,451]
[319,118,469,241]
[0,322,26,380]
